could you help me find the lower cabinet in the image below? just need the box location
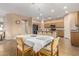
[71,32,79,47]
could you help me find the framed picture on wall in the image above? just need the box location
[16,20,20,24]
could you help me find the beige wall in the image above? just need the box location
[4,13,32,39]
[32,19,41,25]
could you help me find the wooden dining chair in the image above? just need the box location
[39,37,60,56]
[38,31,42,35]
[16,37,32,56]
[47,32,52,36]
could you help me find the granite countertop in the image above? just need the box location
[71,31,79,33]
[56,28,64,31]
[71,30,79,32]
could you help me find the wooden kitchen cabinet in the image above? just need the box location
[55,22,64,28]
[75,12,79,26]
[71,32,79,47]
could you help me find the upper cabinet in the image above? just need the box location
[44,19,64,28]
[75,12,79,26]
[55,21,64,28]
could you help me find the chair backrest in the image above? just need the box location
[16,37,24,51]
[38,31,42,35]
[47,32,52,36]
[51,37,60,55]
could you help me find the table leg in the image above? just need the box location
[1,35,2,40]
[0,35,2,41]
[3,32,5,39]
[37,52,40,56]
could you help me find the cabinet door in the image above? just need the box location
[55,22,64,28]
[75,12,79,26]
[77,12,79,26]
[71,32,79,46]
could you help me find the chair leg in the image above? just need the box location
[22,52,25,56]
[57,46,59,56]
[17,48,18,56]
[37,52,41,56]
[31,50,34,56]
[32,51,35,56]
[32,51,38,56]
[57,49,59,56]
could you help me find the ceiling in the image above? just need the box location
[0,3,79,20]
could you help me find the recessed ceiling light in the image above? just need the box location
[40,13,43,16]
[51,9,55,13]
[65,11,69,13]
[64,6,68,9]
[37,17,40,19]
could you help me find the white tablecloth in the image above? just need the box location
[23,34,54,52]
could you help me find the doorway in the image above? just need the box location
[33,24,38,34]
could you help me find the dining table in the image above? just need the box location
[16,34,54,55]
